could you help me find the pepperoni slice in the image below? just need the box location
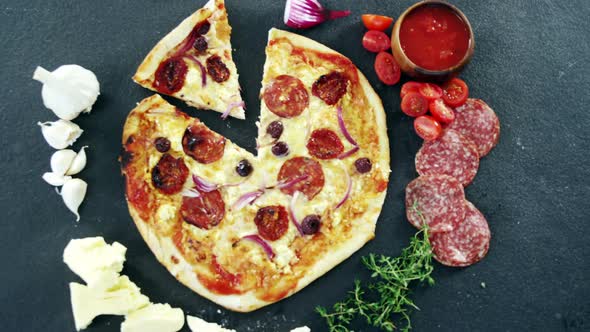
[206,55,230,83]
[263,75,309,118]
[254,206,289,241]
[447,99,500,157]
[151,153,189,195]
[180,189,226,229]
[430,201,491,267]
[182,124,226,164]
[277,157,325,200]
[153,57,188,95]
[312,71,349,105]
[415,129,480,187]
[306,128,344,159]
[405,174,466,233]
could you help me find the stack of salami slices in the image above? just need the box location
[405,99,500,267]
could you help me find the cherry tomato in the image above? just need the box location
[362,30,391,53]
[361,14,394,31]
[418,83,443,100]
[374,52,400,85]
[442,78,469,107]
[429,99,456,124]
[401,92,428,117]
[400,81,423,99]
[414,115,443,141]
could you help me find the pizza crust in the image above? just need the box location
[123,28,390,312]
[133,0,245,119]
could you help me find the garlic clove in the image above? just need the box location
[51,149,77,175]
[60,178,88,221]
[66,146,88,175]
[38,120,83,149]
[33,65,100,120]
[42,172,72,186]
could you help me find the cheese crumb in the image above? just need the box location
[69,276,149,331]
[121,303,184,332]
[290,327,311,332]
[63,237,127,291]
[187,315,236,332]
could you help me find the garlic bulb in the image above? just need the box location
[60,178,88,221]
[51,149,77,175]
[33,65,100,120]
[42,172,72,186]
[38,120,83,149]
[66,146,88,175]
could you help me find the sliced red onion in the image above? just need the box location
[337,145,360,159]
[181,187,201,198]
[284,0,350,29]
[221,101,246,120]
[175,29,200,57]
[192,174,218,192]
[288,191,304,235]
[232,190,265,211]
[185,55,207,87]
[242,234,275,259]
[337,106,358,146]
[335,165,352,209]
[273,174,309,190]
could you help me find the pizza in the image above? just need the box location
[121,28,389,312]
[133,0,245,119]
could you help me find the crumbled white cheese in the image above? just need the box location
[121,303,184,332]
[69,276,149,331]
[63,237,127,290]
[290,327,311,332]
[187,315,236,332]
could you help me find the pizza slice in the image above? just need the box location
[121,29,389,312]
[133,0,245,119]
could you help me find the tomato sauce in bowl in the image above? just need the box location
[391,1,474,79]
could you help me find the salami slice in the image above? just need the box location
[263,75,309,118]
[277,157,325,200]
[182,124,226,164]
[430,201,491,267]
[312,71,349,105]
[153,57,188,95]
[180,189,225,229]
[447,99,500,157]
[405,174,466,233]
[416,129,480,187]
[306,128,344,159]
[151,153,189,195]
[254,205,289,241]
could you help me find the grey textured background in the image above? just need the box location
[1,0,589,331]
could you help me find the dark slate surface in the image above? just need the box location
[1,0,589,331]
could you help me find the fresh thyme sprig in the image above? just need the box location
[316,202,434,332]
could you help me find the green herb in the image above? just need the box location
[316,203,435,332]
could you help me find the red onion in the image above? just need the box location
[242,234,275,259]
[192,174,218,192]
[175,29,200,57]
[221,101,245,120]
[181,187,201,198]
[337,106,358,146]
[284,0,350,29]
[338,145,360,159]
[335,165,352,209]
[232,190,265,211]
[185,55,207,87]
[288,191,304,235]
[273,174,309,190]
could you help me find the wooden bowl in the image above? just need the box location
[391,0,475,81]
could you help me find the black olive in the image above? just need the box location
[301,215,321,235]
[266,121,284,139]
[271,141,289,156]
[154,137,171,153]
[197,20,211,35]
[236,159,253,177]
[193,36,208,53]
[354,157,372,173]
